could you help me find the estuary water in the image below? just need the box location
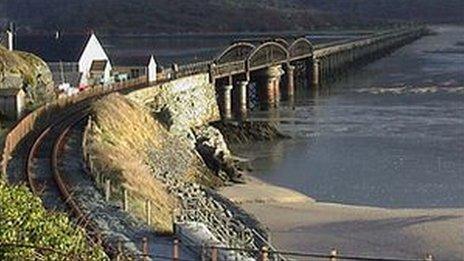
[234,25,464,208]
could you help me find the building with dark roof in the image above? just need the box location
[111,55,157,82]
[15,32,112,88]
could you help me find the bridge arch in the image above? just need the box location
[274,38,289,48]
[247,42,289,71]
[289,37,314,60]
[215,42,256,64]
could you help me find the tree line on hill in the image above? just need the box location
[1,0,463,33]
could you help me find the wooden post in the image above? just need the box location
[142,237,149,261]
[211,246,218,261]
[172,238,179,261]
[259,246,269,261]
[122,187,129,211]
[330,248,338,261]
[105,179,111,202]
[145,199,151,226]
[173,238,180,261]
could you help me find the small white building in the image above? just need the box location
[0,88,26,120]
[0,29,13,51]
[15,32,112,88]
[111,55,157,82]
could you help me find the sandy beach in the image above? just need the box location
[219,176,464,260]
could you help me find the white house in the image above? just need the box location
[78,34,112,86]
[15,32,112,88]
[110,54,157,82]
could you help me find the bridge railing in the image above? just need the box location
[313,26,426,56]
[211,61,246,78]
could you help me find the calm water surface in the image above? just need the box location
[233,25,464,208]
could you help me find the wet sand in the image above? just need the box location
[219,176,464,260]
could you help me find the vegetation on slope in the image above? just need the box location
[3,0,463,34]
[0,182,105,260]
[87,94,221,233]
[3,0,330,33]
[0,45,55,109]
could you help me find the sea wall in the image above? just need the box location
[126,73,220,134]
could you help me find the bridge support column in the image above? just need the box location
[237,81,248,117]
[312,59,320,86]
[258,65,283,109]
[221,85,233,120]
[285,65,295,99]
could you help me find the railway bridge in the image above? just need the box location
[208,26,427,119]
[1,25,429,261]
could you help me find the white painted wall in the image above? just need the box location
[7,30,13,51]
[78,34,112,86]
[16,90,25,119]
[104,62,111,84]
[148,55,157,82]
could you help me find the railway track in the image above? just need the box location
[22,107,116,253]
[3,77,191,260]
[17,99,188,260]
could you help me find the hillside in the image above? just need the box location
[2,0,463,33]
[0,45,55,109]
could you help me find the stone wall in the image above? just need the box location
[127,73,220,134]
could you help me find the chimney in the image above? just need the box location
[7,22,14,51]
[7,30,13,51]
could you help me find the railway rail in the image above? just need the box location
[24,106,120,256]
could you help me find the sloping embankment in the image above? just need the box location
[86,93,222,233]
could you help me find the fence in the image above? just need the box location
[81,117,272,260]
[103,237,435,261]
[1,76,148,179]
[79,99,434,261]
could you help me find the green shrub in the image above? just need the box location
[0,182,106,260]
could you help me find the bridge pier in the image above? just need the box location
[258,65,283,109]
[285,65,295,98]
[237,80,248,117]
[312,58,320,86]
[220,84,233,119]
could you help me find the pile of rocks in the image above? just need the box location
[194,125,245,183]
[146,161,262,258]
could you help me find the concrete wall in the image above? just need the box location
[127,73,220,133]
